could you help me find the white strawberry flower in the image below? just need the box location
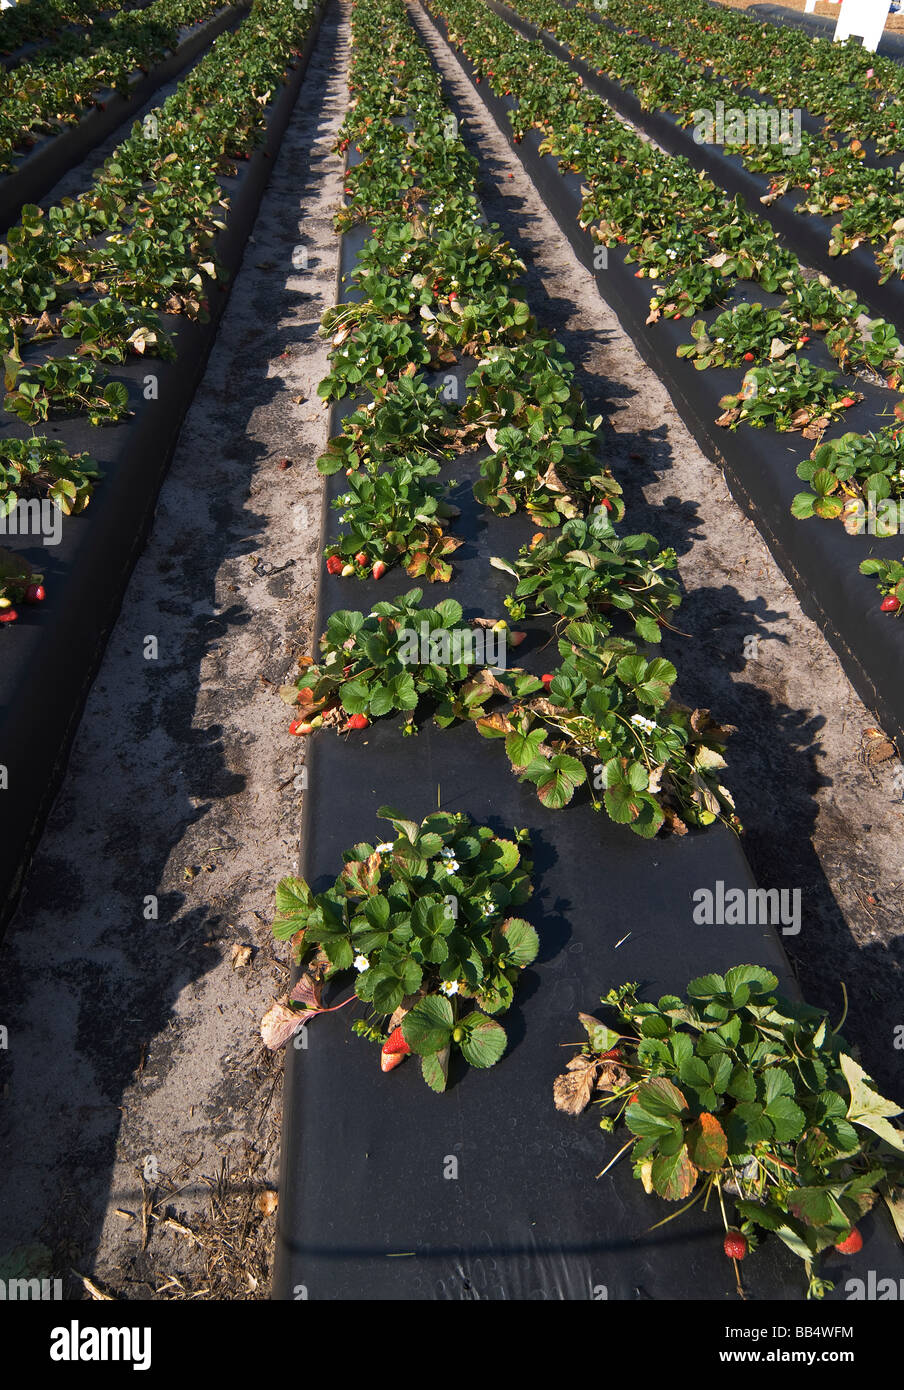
[375,841,394,853]
[513,469,526,480]
[354,954,369,972]
[630,713,657,733]
[440,980,460,996]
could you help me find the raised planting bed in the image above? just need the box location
[268,0,903,1301]
[420,0,904,751]
[487,0,904,333]
[749,4,904,60]
[595,0,904,144]
[0,0,325,933]
[0,0,246,230]
[0,0,128,58]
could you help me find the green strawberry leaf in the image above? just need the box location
[402,995,454,1055]
[458,1013,507,1068]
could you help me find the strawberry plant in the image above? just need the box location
[315,376,459,477]
[263,808,538,1091]
[555,966,904,1298]
[0,0,319,589]
[677,303,794,371]
[325,460,462,582]
[792,428,904,524]
[318,318,431,403]
[503,0,904,275]
[284,589,736,837]
[57,297,176,364]
[0,0,225,173]
[281,588,536,733]
[299,0,741,841]
[0,547,44,623]
[478,622,739,834]
[715,357,860,437]
[429,0,903,488]
[4,356,130,426]
[859,556,904,612]
[0,436,100,515]
[492,513,680,641]
[474,424,597,525]
[0,0,117,56]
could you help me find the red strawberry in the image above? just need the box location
[724,1231,748,1261]
[628,1093,641,1105]
[0,607,18,624]
[601,1047,621,1061]
[835,1228,863,1254]
[743,351,755,362]
[372,560,387,580]
[345,713,369,730]
[289,719,315,736]
[25,584,45,603]
[448,291,458,301]
[380,1025,411,1072]
[600,496,613,510]
[326,554,343,575]
[355,551,368,567]
[881,595,900,612]
[840,396,856,408]
[541,673,554,687]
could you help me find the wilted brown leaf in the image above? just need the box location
[860,727,896,765]
[596,1061,630,1092]
[260,1001,303,1050]
[258,1191,279,1217]
[289,972,323,1009]
[554,1056,599,1115]
[647,762,665,795]
[340,850,382,898]
[475,711,514,736]
[230,943,252,970]
[662,806,689,836]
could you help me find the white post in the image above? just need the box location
[804,0,818,11]
[833,0,890,50]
